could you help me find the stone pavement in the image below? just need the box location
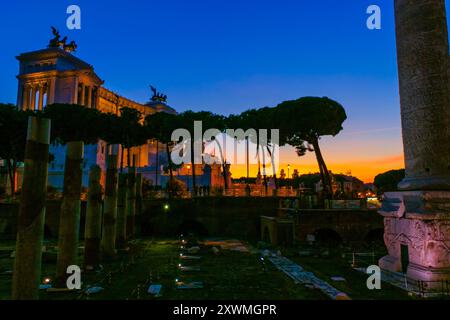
[264,251,350,300]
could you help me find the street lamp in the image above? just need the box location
[186,164,191,195]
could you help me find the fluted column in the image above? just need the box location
[22,85,30,110]
[395,0,450,190]
[17,83,24,110]
[102,146,119,257]
[12,117,51,299]
[30,86,37,111]
[87,86,92,108]
[37,85,44,111]
[379,0,450,285]
[47,78,56,105]
[79,83,85,106]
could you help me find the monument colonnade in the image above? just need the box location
[18,78,98,111]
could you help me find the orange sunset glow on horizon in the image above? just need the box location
[227,127,406,183]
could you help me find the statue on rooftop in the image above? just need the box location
[150,85,167,103]
[63,40,77,53]
[48,26,77,53]
[48,26,62,48]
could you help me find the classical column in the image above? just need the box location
[30,86,37,111]
[84,165,103,269]
[92,87,98,109]
[37,85,44,111]
[22,85,30,110]
[135,173,142,238]
[79,83,85,106]
[116,173,128,248]
[379,0,450,286]
[102,146,119,257]
[395,0,450,190]
[12,117,51,299]
[47,78,56,105]
[17,82,24,110]
[126,155,137,239]
[87,86,92,108]
[55,141,84,287]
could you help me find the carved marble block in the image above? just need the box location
[379,191,450,284]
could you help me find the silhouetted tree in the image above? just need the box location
[0,104,32,197]
[274,97,347,199]
[145,111,181,196]
[178,111,226,194]
[374,169,405,194]
[118,107,147,170]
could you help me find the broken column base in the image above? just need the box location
[379,191,450,290]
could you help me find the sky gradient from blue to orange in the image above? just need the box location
[2,1,448,182]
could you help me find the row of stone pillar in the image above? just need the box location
[78,83,97,108]
[22,83,48,111]
[83,152,143,269]
[11,122,143,299]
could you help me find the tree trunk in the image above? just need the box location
[311,138,332,199]
[257,145,262,181]
[246,137,249,180]
[12,159,17,196]
[165,144,174,199]
[55,141,84,287]
[213,139,228,191]
[190,139,197,196]
[126,156,136,239]
[155,140,159,186]
[261,148,268,195]
[126,143,131,169]
[268,145,278,191]
[120,144,124,173]
[6,159,15,197]
[222,163,229,190]
[102,151,119,256]
[311,140,326,194]
[135,173,142,238]
[12,117,50,300]
[166,144,174,181]
[116,173,128,248]
[84,165,102,269]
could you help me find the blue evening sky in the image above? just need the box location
[1,1,449,180]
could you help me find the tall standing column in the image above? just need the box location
[135,173,143,238]
[101,147,119,257]
[17,83,24,110]
[37,85,44,111]
[87,86,92,108]
[395,0,450,190]
[116,173,128,248]
[379,0,450,286]
[12,117,50,300]
[22,85,30,111]
[30,86,37,111]
[79,83,85,106]
[126,156,137,239]
[84,165,103,269]
[55,141,84,287]
[47,78,56,105]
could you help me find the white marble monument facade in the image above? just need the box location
[15,47,175,189]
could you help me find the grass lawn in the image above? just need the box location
[0,238,421,300]
[0,238,327,300]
